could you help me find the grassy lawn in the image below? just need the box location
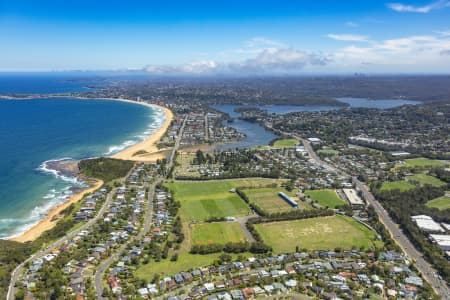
[135,252,248,280]
[174,153,201,178]
[407,174,447,187]
[165,179,281,221]
[272,138,299,148]
[304,189,346,209]
[380,180,416,192]
[405,158,449,168]
[243,187,296,213]
[191,222,247,245]
[426,194,450,210]
[255,215,382,253]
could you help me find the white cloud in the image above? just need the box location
[143,32,450,74]
[387,0,450,13]
[435,30,450,36]
[231,37,286,55]
[244,37,286,48]
[327,34,369,42]
[230,48,330,72]
[144,60,218,74]
[144,48,330,74]
[333,33,450,72]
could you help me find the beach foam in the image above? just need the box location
[104,106,166,155]
[0,158,87,239]
[1,188,73,239]
[0,97,163,240]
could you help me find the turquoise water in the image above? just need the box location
[0,98,164,238]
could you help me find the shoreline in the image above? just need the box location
[1,95,175,162]
[108,98,174,162]
[5,96,174,243]
[10,179,103,243]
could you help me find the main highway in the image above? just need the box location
[266,122,449,297]
[298,134,449,298]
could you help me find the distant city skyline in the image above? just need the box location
[1,0,450,74]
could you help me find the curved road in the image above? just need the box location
[7,183,117,300]
[296,135,449,298]
[94,116,186,299]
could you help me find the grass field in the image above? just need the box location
[426,194,450,210]
[255,215,382,253]
[407,174,447,187]
[165,179,281,221]
[272,138,299,148]
[191,222,247,245]
[380,180,416,192]
[405,158,449,168]
[243,187,296,213]
[174,153,201,177]
[135,252,248,280]
[304,189,346,209]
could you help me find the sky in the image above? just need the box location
[1,0,450,74]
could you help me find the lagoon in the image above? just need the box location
[212,98,421,149]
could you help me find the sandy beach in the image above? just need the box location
[8,97,173,243]
[112,100,174,162]
[11,179,103,243]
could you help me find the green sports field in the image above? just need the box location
[407,174,447,187]
[135,252,247,280]
[304,189,346,209]
[380,180,416,192]
[242,187,297,213]
[405,158,449,168]
[272,138,299,148]
[255,215,382,253]
[426,194,450,210]
[164,179,281,221]
[191,222,247,245]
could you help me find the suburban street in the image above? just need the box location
[354,179,450,298]
[266,123,449,297]
[95,114,186,299]
[297,136,450,298]
[94,180,157,299]
[6,179,122,300]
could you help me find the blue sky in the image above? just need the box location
[1,0,450,73]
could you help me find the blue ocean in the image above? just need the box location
[0,73,421,239]
[0,75,164,238]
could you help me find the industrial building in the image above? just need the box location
[278,192,298,208]
[429,234,450,251]
[411,215,445,233]
[342,189,365,209]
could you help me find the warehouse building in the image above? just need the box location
[278,192,298,208]
[411,215,445,233]
[429,234,450,251]
[342,189,365,209]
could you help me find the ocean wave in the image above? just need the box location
[103,106,167,155]
[37,157,82,184]
[104,139,137,155]
[0,184,75,239]
[0,158,89,239]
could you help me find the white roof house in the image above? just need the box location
[307,137,322,143]
[411,215,445,232]
[343,189,365,207]
[429,234,450,251]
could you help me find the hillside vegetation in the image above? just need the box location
[79,157,134,182]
